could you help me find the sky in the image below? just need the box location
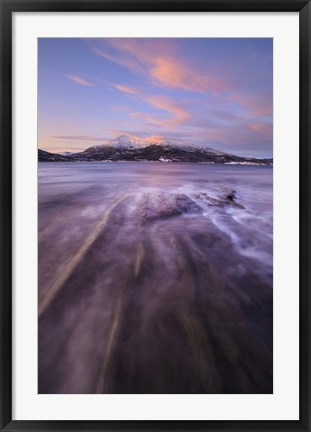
[38,38,273,158]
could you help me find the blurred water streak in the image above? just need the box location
[38,162,273,394]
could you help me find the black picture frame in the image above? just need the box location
[1,0,310,431]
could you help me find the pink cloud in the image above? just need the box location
[128,95,191,129]
[110,83,139,95]
[232,93,273,118]
[92,39,272,122]
[94,39,224,94]
[149,56,223,93]
[66,75,95,87]
[130,111,163,127]
[145,95,191,126]
[93,47,143,75]
[249,122,272,132]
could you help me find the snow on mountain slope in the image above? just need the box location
[87,134,226,153]
[108,135,180,149]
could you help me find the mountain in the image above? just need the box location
[38,136,272,165]
[38,149,71,162]
[106,135,186,150]
[100,135,227,155]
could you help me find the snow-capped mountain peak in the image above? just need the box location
[108,134,179,149]
[110,135,136,149]
[102,134,226,154]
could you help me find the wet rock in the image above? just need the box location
[142,193,202,223]
[194,190,244,209]
[224,190,245,209]
[175,194,202,214]
[226,191,236,202]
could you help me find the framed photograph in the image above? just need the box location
[1,0,310,431]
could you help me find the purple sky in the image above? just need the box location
[38,38,273,157]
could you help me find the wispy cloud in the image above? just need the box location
[92,46,144,75]
[145,95,191,126]
[66,75,95,87]
[148,56,224,93]
[93,39,223,94]
[110,83,139,95]
[54,135,106,141]
[110,81,191,128]
[234,93,273,118]
[91,39,272,124]
[123,96,191,129]
[100,128,146,137]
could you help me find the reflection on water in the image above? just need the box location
[38,162,273,394]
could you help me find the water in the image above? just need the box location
[38,162,273,394]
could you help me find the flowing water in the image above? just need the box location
[38,162,273,394]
